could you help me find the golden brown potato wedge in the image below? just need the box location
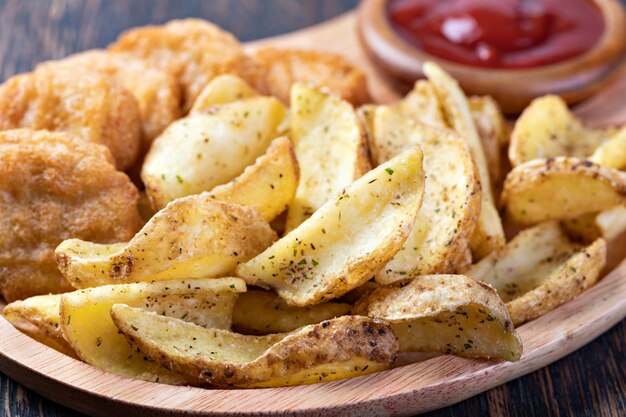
[232,290,352,335]
[501,157,626,225]
[190,74,259,113]
[237,147,425,306]
[509,95,607,167]
[369,123,480,283]
[207,137,299,222]
[424,62,505,260]
[61,278,245,383]
[142,97,287,210]
[3,294,74,355]
[354,274,522,361]
[111,305,397,387]
[560,213,602,243]
[56,196,276,288]
[252,47,370,107]
[285,84,370,231]
[469,95,508,190]
[589,125,626,170]
[467,222,606,325]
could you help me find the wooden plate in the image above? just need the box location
[1,11,626,417]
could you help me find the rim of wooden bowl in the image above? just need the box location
[357,0,626,113]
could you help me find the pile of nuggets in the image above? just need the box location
[1,18,625,388]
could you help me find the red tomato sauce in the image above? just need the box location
[387,0,605,69]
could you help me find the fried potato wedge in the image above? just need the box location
[56,196,276,288]
[2,294,74,355]
[142,97,287,209]
[232,290,351,335]
[0,129,142,301]
[469,95,508,190]
[467,222,606,325]
[560,213,602,243]
[589,125,626,170]
[370,124,480,283]
[38,49,181,145]
[112,305,397,387]
[207,137,299,222]
[61,278,245,383]
[501,157,626,225]
[354,275,521,361]
[0,67,141,170]
[285,84,370,231]
[424,62,505,259]
[191,74,259,113]
[596,206,626,240]
[237,147,425,306]
[110,19,265,112]
[253,47,370,106]
[509,95,607,167]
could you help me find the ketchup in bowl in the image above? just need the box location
[387,0,605,69]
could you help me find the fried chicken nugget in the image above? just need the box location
[253,48,370,106]
[0,129,142,302]
[0,67,142,170]
[38,50,181,146]
[109,19,266,112]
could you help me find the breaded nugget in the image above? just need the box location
[0,129,142,301]
[38,50,181,146]
[253,48,370,106]
[109,19,266,112]
[0,67,142,170]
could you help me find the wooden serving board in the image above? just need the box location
[1,10,626,417]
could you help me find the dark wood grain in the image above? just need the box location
[0,1,624,416]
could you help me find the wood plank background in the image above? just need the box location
[0,0,624,416]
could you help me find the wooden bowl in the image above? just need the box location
[358,0,626,113]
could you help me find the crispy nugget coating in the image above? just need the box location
[253,48,370,106]
[39,50,182,147]
[0,67,142,170]
[110,19,266,112]
[0,129,142,301]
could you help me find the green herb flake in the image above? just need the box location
[385,168,394,176]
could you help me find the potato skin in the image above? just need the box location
[112,306,398,387]
[110,18,266,112]
[0,129,142,301]
[502,157,626,224]
[0,67,142,170]
[253,48,370,106]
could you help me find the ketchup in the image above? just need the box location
[387,0,605,69]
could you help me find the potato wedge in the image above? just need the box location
[236,147,425,306]
[469,95,508,190]
[501,157,626,225]
[589,125,626,170]
[424,62,505,259]
[56,196,276,288]
[285,84,370,231]
[3,294,74,355]
[369,123,480,283]
[60,278,245,383]
[111,305,397,387]
[509,95,607,167]
[354,275,522,361]
[596,206,626,240]
[207,137,299,222]
[190,74,259,113]
[560,213,602,243]
[142,97,287,210]
[467,222,606,325]
[232,290,351,335]
[398,80,448,129]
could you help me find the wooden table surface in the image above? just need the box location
[0,1,624,416]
